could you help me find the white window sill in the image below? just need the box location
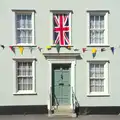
[13,92,37,95]
[87,44,110,47]
[11,44,37,47]
[87,94,110,97]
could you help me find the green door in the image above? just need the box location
[52,64,71,105]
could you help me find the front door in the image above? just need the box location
[52,64,71,106]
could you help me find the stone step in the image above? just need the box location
[48,113,76,118]
[48,105,76,118]
[55,108,73,113]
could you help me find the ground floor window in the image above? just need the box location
[88,61,109,96]
[13,58,36,94]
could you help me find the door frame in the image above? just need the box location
[47,59,76,110]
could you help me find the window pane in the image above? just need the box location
[22,14,26,28]
[16,14,32,28]
[100,30,104,44]
[90,30,95,44]
[23,84,27,90]
[17,30,32,44]
[28,78,32,90]
[89,14,105,45]
[90,79,104,92]
[28,30,32,43]
[16,13,32,44]
[95,64,100,78]
[95,30,99,44]
[23,78,27,84]
[18,78,23,90]
[90,64,95,77]
[89,62,105,92]
[100,64,104,77]
[95,16,99,29]
[17,61,33,91]
[17,62,23,76]
[90,30,104,44]
[90,16,94,29]
[100,16,104,28]
[23,78,28,90]
[23,62,27,75]
[27,15,32,28]
[16,14,21,28]
[90,79,95,92]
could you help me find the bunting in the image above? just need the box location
[111,47,115,54]
[82,48,86,53]
[29,47,33,53]
[46,46,52,50]
[66,46,71,50]
[38,47,42,52]
[56,44,61,53]
[0,44,120,58]
[101,48,106,52]
[73,48,79,51]
[9,46,15,53]
[18,46,24,55]
[92,48,97,58]
[0,45,5,49]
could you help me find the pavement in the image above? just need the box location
[0,115,120,120]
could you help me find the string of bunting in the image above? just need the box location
[0,44,119,57]
[0,45,42,55]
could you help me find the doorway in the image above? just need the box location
[52,64,71,106]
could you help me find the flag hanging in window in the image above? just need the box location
[53,14,70,46]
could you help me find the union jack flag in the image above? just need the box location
[53,14,70,46]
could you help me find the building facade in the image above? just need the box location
[0,0,120,115]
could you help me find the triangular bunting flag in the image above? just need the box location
[73,48,79,51]
[18,46,24,55]
[46,46,52,50]
[111,47,115,54]
[29,47,33,53]
[82,48,86,53]
[92,48,97,58]
[92,53,96,58]
[56,44,61,53]
[9,46,15,53]
[38,47,42,52]
[0,45,5,49]
[92,48,97,53]
[66,46,71,50]
[101,48,106,52]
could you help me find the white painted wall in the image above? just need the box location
[0,0,119,106]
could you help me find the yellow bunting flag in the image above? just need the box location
[67,46,71,49]
[18,46,24,54]
[46,46,52,50]
[92,48,97,53]
[92,48,97,58]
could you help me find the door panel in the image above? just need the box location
[53,64,71,105]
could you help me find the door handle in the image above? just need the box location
[59,83,64,86]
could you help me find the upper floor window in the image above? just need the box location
[87,11,109,46]
[51,11,72,46]
[13,10,35,46]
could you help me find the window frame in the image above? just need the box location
[87,60,109,96]
[12,10,35,46]
[50,10,72,46]
[13,58,36,95]
[87,11,109,47]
